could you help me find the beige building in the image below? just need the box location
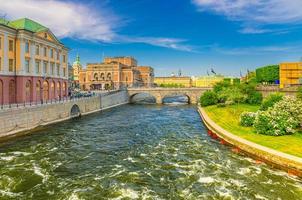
[78,56,154,90]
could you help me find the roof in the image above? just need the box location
[0,18,62,44]
[9,18,48,32]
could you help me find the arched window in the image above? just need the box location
[25,80,32,102]
[43,81,49,101]
[36,81,41,102]
[63,82,67,97]
[0,80,3,105]
[94,73,98,81]
[100,73,105,80]
[107,73,111,80]
[9,80,16,104]
[51,81,55,99]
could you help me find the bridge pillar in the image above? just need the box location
[190,95,198,104]
[155,96,162,104]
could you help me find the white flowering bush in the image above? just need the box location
[240,112,257,127]
[253,96,302,136]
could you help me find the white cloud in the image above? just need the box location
[0,0,193,52]
[192,0,302,33]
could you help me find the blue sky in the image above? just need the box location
[1,0,302,77]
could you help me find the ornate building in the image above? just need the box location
[0,18,68,105]
[78,56,154,90]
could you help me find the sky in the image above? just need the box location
[1,0,302,77]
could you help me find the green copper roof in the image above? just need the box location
[73,54,81,65]
[9,18,48,32]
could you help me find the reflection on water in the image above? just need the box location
[0,105,301,199]
[163,95,189,105]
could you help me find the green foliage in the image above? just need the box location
[159,83,185,88]
[213,81,231,93]
[260,93,283,111]
[233,78,241,85]
[218,87,245,104]
[254,96,302,135]
[246,92,263,105]
[240,112,256,127]
[200,91,218,107]
[297,86,302,100]
[256,65,279,83]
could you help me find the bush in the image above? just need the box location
[297,86,302,101]
[240,112,257,127]
[200,91,218,107]
[254,96,302,135]
[247,91,263,105]
[218,87,246,104]
[260,93,283,111]
[213,81,231,93]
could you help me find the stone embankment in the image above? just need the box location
[0,90,129,140]
[198,106,302,177]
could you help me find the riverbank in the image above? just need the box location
[0,90,129,141]
[198,105,302,176]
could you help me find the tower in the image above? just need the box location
[72,54,82,81]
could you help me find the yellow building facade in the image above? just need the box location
[154,76,192,87]
[279,62,302,88]
[192,75,225,87]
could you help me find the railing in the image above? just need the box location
[0,94,98,111]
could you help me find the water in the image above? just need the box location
[0,105,301,199]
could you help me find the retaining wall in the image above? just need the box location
[198,106,302,176]
[0,90,129,139]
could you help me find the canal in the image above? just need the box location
[0,104,301,199]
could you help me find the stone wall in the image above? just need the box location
[256,85,297,97]
[0,90,129,139]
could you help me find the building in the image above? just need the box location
[192,75,225,87]
[78,56,154,90]
[154,76,192,87]
[0,18,68,105]
[72,54,82,82]
[279,62,302,88]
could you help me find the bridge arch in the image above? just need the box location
[129,92,157,104]
[70,104,81,118]
[162,93,191,104]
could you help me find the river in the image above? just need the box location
[0,104,301,199]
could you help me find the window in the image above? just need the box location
[35,61,40,73]
[44,47,47,57]
[51,63,54,75]
[63,67,66,77]
[35,45,39,55]
[56,50,59,60]
[63,55,66,63]
[9,40,13,52]
[43,62,47,74]
[25,59,30,72]
[25,42,29,53]
[9,59,14,71]
[50,49,53,58]
[57,64,60,76]
[0,37,2,49]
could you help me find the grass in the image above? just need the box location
[203,104,302,158]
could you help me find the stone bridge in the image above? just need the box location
[127,87,212,104]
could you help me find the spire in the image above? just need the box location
[76,53,80,62]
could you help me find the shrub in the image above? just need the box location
[200,91,218,107]
[254,96,302,135]
[246,91,263,105]
[218,87,246,104]
[260,93,283,111]
[297,86,302,101]
[213,81,231,93]
[240,112,257,127]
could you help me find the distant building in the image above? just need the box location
[72,54,82,82]
[79,56,154,90]
[154,76,192,87]
[0,18,68,105]
[192,75,225,87]
[279,62,302,88]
